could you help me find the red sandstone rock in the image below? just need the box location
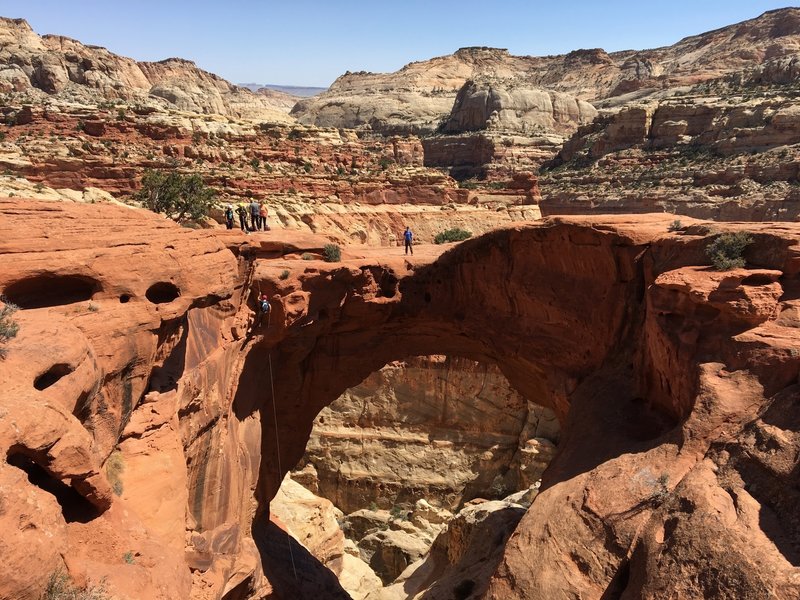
[2,203,800,599]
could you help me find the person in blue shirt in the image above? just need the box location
[403,226,413,255]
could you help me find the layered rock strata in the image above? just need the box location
[293,9,800,133]
[540,91,800,219]
[0,17,292,120]
[0,105,540,242]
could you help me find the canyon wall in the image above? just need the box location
[2,202,800,598]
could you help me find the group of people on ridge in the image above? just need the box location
[224,200,269,233]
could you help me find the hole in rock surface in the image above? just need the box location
[34,363,74,391]
[285,355,560,591]
[145,281,180,304]
[741,273,775,287]
[378,273,398,298]
[119,294,131,304]
[7,450,100,523]
[2,274,100,309]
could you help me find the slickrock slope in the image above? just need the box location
[0,17,291,120]
[292,8,800,134]
[3,200,800,599]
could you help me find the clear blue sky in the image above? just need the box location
[2,1,796,87]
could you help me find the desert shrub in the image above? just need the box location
[301,253,315,260]
[389,505,408,520]
[249,157,260,170]
[279,270,290,280]
[41,570,110,600]
[135,170,216,223]
[706,231,753,270]
[434,227,472,244]
[323,244,341,262]
[0,299,19,358]
[667,219,682,232]
[105,451,124,496]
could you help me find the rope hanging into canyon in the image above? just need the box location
[268,349,298,581]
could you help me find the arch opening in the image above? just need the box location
[282,354,560,588]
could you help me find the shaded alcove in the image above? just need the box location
[34,363,74,391]
[2,273,101,309]
[145,281,181,304]
[6,448,101,524]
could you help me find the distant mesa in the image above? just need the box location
[238,83,327,97]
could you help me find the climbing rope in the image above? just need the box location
[268,350,298,581]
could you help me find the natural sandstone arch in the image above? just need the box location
[236,222,665,509]
[4,201,799,600]
[230,218,800,598]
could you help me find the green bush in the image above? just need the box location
[706,231,753,270]
[42,570,110,600]
[135,170,216,223]
[667,219,682,232]
[279,269,290,280]
[323,244,341,262]
[301,253,315,260]
[0,299,19,358]
[434,228,472,244]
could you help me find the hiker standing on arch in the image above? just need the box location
[259,201,270,231]
[403,226,414,255]
[250,198,261,231]
[224,204,235,230]
[236,203,249,232]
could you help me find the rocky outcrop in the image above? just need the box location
[292,8,800,133]
[443,80,596,135]
[4,202,800,599]
[0,17,291,120]
[374,499,527,600]
[540,93,800,220]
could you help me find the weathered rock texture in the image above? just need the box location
[540,92,800,219]
[3,201,800,599]
[0,17,292,120]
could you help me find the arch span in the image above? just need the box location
[237,221,661,506]
[235,217,800,597]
